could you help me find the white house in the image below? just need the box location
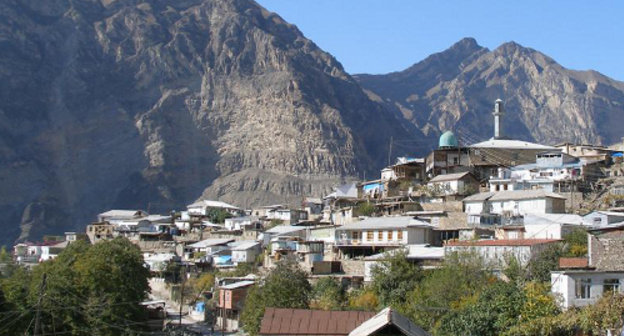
[224,217,262,231]
[427,171,479,196]
[551,271,624,309]
[444,239,559,269]
[187,200,243,217]
[230,241,261,265]
[464,190,566,225]
[583,211,624,227]
[186,238,234,257]
[334,216,435,258]
[523,213,587,239]
[97,209,148,225]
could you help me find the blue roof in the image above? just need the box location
[439,131,458,148]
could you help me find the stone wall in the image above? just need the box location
[341,260,365,276]
[589,230,624,271]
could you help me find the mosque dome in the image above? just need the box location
[439,131,458,149]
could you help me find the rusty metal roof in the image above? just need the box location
[260,308,375,336]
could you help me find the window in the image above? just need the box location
[378,231,383,240]
[351,231,361,240]
[503,184,508,191]
[604,279,620,293]
[575,278,591,299]
[366,231,374,241]
[397,230,403,241]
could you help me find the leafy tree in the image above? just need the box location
[241,258,311,336]
[403,251,489,332]
[562,228,588,257]
[370,250,421,307]
[355,202,377,217]
[1,238,151,336]
[311,277,346,310]
[526,243,564,282]
[206,208,232,224]
[347,288,379,311]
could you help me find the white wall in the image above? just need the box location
[551,272,624,309]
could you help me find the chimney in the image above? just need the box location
[493,99,504,139]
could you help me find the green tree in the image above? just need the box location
[354,202,376,217]
[526,243,564,282]
[562,228,588,257]
[403,251,489,332]
[1,238,151,336]
[206,209,233,224]
[347,288,379,311]
[370,250,421,307]
[241,258,311,336]
[311,277,346,310]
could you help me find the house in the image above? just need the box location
[303,197,324,220]
[334,216,435,258]
[224,216,262,231]
[551,270,624,309]
[463,190,566,226]
[97,209,148,225]
[14,232,87,266]
[522,213,587,239]
[266,208,309,225]
[185,238,234,261]
[261,225,307,246]
[583,211,624,227]
[444,239,559,269]
[230,241,261,265]
[86,221,117,243]
[186,200,243,217]
[427,171,479,197]
[555,142,614,162]
[259,307,430,336]
[216,280,256,331]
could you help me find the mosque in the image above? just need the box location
[425,99,556,181]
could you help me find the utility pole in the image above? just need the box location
[387,136,393,166]
[179,267,186,327]
[34,273,47,336]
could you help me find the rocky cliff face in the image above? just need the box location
[356,38,624,146]
[0,0,418,245]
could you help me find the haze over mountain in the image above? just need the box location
[355,37,624,146]
[1,1,624,245]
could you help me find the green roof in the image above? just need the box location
[439,131,458,148]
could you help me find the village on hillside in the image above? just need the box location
[11,99,624,335]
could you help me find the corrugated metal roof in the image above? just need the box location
[446,239,559,247]
[559,257,589,269]
[463,190,566,202]
[187,238,234,248]
[230,241,261,251]
[428,171,472,183]
[338,217,431,231]
[469,139,556,150]
[98,209,146,218]
[220,280,255,290]
[260,308,375,336]
[348,308,430,336]
[187,200,241,210]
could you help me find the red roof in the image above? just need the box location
[446,239,560,247]
[259,308,375,336]
[559,257,589,269]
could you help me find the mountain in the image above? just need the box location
[355,37,624,146]
[0,0,419,245]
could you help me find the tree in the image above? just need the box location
[562,228,588,257]
[403,251,489,332]
[206,208,232,224]
[347,288,379,311]
[1,238,151,336]
[370,250,421,307]
[355,202,377,217]
[241,258,311,336]
[526,243,564,282]
[311,277,346,310]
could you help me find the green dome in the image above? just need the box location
[439,131,458,148]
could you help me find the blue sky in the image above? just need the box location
[256,1,624,80]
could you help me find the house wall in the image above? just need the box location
[524,224,565,239]
[232,250,256,264]
[551,271,624,309]
[445,244,542,269]
[589,230,624,270]
[464,201,485,215]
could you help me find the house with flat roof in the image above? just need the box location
[444,239,559,269]
[334,216,434,258]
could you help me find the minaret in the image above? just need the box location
[493,99,504,139]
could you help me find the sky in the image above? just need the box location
[256,1,624,80]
